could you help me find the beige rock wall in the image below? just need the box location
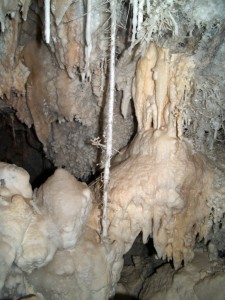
[140,252,225,300]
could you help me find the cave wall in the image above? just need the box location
[0,1,225,300]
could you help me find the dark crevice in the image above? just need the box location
[0,110,54,188]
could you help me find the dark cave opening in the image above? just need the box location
[114,233,166,300]
[123,233,159,266]
[0,109,55,188]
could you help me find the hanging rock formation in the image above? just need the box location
[0,1,225,299]
[0,42,223,299]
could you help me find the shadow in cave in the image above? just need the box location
[146,237,157,256]
[31,166,56,188]
[113,294,138,300]
[0,110,55,188]
[17,295,37,300]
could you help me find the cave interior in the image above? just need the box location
[0,0,225,299]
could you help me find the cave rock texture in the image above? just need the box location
[0,0,225,300]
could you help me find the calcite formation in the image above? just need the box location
[0,1,225,299]
[0,42,218,298]
[132,42,195,137]
[108,128,213,269]
[0,163,93,299]
[107,43,213,269]
[0,128,216,299]
[0,162,32,198]
[140,252,225,300]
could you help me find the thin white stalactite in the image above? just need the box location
[137,0,144,33]
[168,11,179,36]
[44,0,51,44]
[146,0,151,16]
[85,0,92,80]
[131,0,138,46]
[102,0,117,238]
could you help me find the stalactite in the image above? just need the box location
[146,0,151,16]
[154,47,170,129]
[137,0,144,33]
[131,0,138,46]
[102,0,117,238]
[84,0,92,80]
[44,0,51,44]
[132,43,158,131]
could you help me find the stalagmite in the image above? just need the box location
[0,162,32,199]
